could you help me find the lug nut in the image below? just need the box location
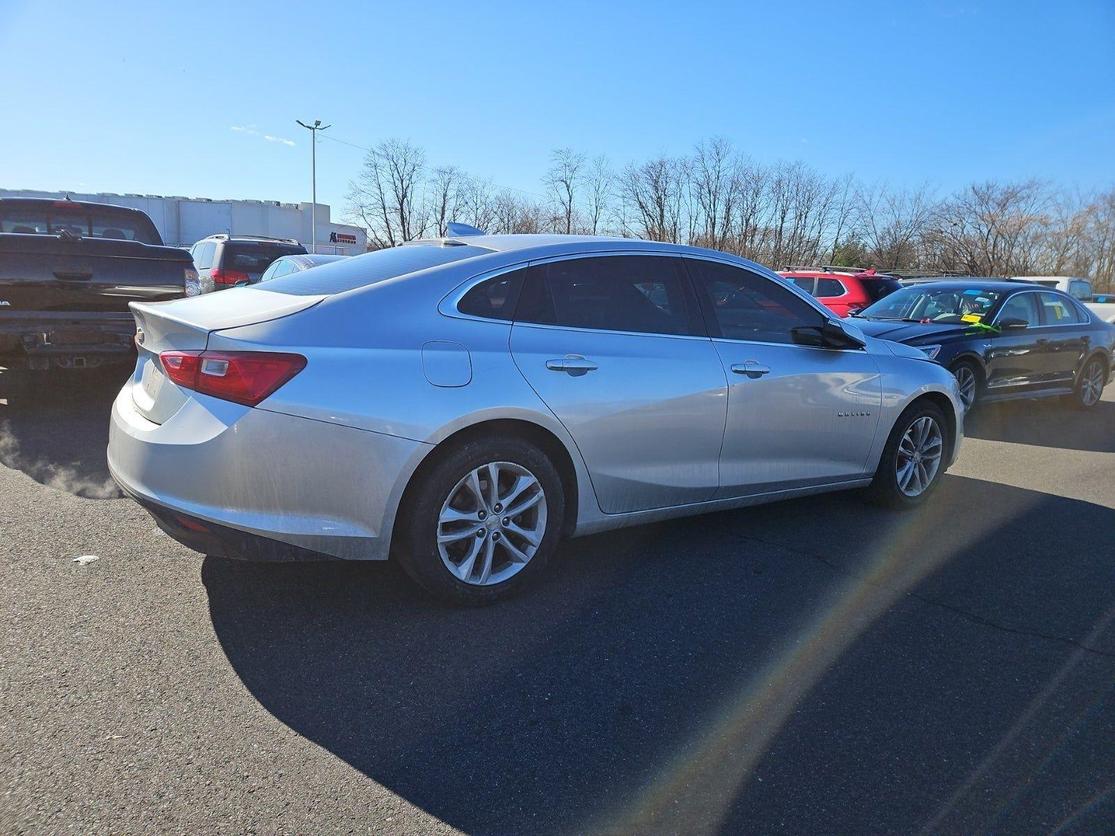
[476,529,485,538]
[478,510,487,520]
[492,532,501,541]
[502,517,510,527]
[493,503,503,513]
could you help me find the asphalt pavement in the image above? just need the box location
[2,369,1114,834]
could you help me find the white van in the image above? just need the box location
[1009,276,1092,300]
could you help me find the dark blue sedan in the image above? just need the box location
[853,280,1114,410]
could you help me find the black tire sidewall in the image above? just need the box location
[1072,356,1105,410]
[397,437,565,605]
[870,401,949,509]
[949,359,982,410]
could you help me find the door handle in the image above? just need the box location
[731,362,771,379]
[53,270,93,280]
[546,355,598,375]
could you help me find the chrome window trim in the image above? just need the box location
[991,289,1088,329]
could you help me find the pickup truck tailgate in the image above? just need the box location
[130,289,325,423]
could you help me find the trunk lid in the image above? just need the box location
[129,288,324,423]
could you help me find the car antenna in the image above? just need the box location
[446,222,486,237]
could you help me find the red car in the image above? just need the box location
[779,268,902,317]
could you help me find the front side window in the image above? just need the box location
[687,259,824,344]
[1038,292,1082,324]
[458,269,526,320]
[516,256,698,336]
[996,293,1041,327]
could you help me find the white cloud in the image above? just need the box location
[229,125,295,147]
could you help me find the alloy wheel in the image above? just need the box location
[436,461,548,586]
[896,416,944,497]
[953,365,977,410]
[1080,359,1105,407]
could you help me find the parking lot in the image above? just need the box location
[2,371,1113,833]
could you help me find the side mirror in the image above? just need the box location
[791,321,866,350]
[999,317,1028,330]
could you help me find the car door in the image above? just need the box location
[685,258,882,498]
[1035,292,1090,386]
[986,291,1045,392]
[509,253,727,514]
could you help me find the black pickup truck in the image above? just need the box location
[0,198,195,379]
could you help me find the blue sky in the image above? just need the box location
[1,0,1112,217]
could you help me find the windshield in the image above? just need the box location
[859,285,1003,324]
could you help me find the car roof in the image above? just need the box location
[0,196,150,216]
[283,254,346,267]
[902,279,1046,291]
[403,233,775,272]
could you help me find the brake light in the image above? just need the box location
[211,268,251,286]
[159,350,306,406]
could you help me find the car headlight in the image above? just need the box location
[919,344,943,360]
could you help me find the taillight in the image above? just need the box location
[184,266,200,296]
[211,268,251,286]
[159,350,306,406]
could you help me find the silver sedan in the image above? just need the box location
[108,233,964,603]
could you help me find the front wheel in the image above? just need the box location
[867,401,950,509]
[396,436,565,605]
[1071,356,1107,410]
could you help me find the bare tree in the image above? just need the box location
[545,148,585,234]
[584,155,613,235]
[347,138,427,248]
[690,138,741,251]
[857,182,935,270]
[617,156,688,242]
[428,165,466,237]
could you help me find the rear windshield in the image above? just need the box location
[256,243,494,296]
[222,242,306,273]
[0,202,162,244]
[862,277,903,302]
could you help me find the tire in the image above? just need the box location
[949,359,981,411]
[867,400,950,509]
[1070,355,1107,410]
[396,435,565,605]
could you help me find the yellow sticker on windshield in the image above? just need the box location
[961,314,982,323]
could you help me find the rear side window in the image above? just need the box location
[222,243,305,273]
[688,259,824,344]
[814,278,845,297]
[516,256,699,336]
[1038,292,1083,324]
[257,243,494,296]
[458,270,526,320]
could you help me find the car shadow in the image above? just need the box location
[0,367,128,498]
[965,395,1115,453]
[204,475,1115,833]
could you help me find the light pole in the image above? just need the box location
[295,119,331,253]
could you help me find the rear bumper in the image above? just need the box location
[108,381,431,561]
[0,311,135,368]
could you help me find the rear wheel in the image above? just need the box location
[1071,356,1106,410]
[867,401,950,509]
[396,436,564,605]
[949,359,981,410]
